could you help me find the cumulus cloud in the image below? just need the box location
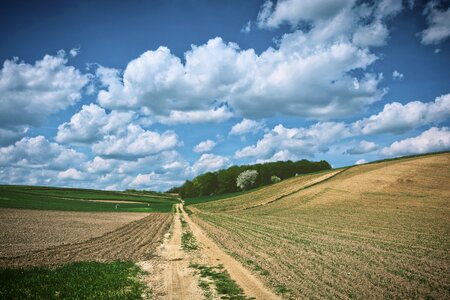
[190,154,230,175]
[0,52,89,145]
[241,21,252,33]
[419,1,450,45]
[256,0,351,29]
[354,93,450,135]
[69,48,80,57]
[155,106,233,125]
[230,119,264,135]
[380,127,450,156]
[58,168,83,180]
[96,29,384,120]
[392,70,404,80]
[235,122,351,160]
[353,21,389,48]
[0,136,84,170]
[345,140,379,155]
[56,104,135,144]
[85,156,117,174]
[92,124,180,159]
[355,159,368,165]
[193,140,216,153]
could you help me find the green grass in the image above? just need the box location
[190,263,253,300]
[0,185,179,212]
[179,215,199,250]
[0,261,150,299]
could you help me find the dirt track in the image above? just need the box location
[140,205,201,299]
[180,204,279,300]
[0,212,171,267]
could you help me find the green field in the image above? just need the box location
[0,261,150,299]
[0,185,179,212]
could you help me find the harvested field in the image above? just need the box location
[193,153,450,299]
[0,210,171,267]
[194,169,342,212]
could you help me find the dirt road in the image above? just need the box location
[140,205,201,299]
[180,204,280,300]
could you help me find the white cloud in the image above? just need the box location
[230,119,264,135]
[380,127,450,156]
[345,140,379,155]
[155,106,233,125]
[58,168,83,180]
[353,21,389,48]
[92,124,180,159]
[0,136,85,170]
[190,154,230,175]
[193,139,216,153]
[354,93,450,135]
[96,30,384,120]
[355,159,368,165]
[419,1,450,45]
[85,156,117,174]
[256,0,351,29]
[0,52,89,145]
[69,48,80,57]
[392,70,404,80]
[241,21,252,33]
[235,122,351,160]
[56,103,135,144]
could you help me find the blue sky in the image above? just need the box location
[0,0,449,191]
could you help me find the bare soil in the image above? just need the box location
[0,208,147,258]
[0,210,171,267]
[139,205,202,299]
[180,205,279,300]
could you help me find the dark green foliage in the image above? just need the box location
[0,185,179,212]
[0,261,150,300]
[178,159,331,199]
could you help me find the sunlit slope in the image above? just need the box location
[194,169,342,212]
[193,153,450,299]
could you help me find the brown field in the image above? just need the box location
[193,153,450,299]
[0,209,171,267]
[195,169,343,212]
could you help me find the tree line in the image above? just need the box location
[170,159,331,199]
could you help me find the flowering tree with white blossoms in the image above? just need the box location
[236,170,258,190]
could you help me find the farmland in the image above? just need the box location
[0,185,179,212]
[0,186,175,298]
[191,153,450,299]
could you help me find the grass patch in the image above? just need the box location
[190,263,254,300]
[181,231,198,250]
[0,185,179,212]
[0,261,150,299]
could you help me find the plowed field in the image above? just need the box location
[0,210,171,267]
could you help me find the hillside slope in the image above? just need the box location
[192,153,450,299]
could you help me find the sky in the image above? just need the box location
[0,0,449,191]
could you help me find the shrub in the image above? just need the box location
[271,175,281,183]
